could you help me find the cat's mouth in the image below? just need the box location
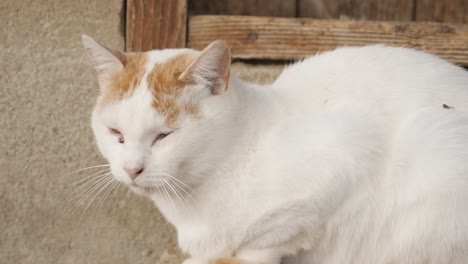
[124,173,186,196]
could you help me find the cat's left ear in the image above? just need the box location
[179,40,231,95]
[81,35,127,89]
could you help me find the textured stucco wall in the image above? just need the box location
[0,1,284,263]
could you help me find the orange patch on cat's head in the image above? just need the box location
[147,53,199,126]
[99,53,148,105]
[96,51,201,127]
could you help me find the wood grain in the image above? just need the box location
[189,15,468,65]
[415,0,468,24]
[126,0,187,52]
[188,0,297,17]
[297,0,414,21]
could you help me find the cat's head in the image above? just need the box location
[82,35,231,196]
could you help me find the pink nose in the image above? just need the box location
[124,167,144,180]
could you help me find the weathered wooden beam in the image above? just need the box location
[297,0,414,21]
[189,15,468,66]
[415,0,468,24]
[188,0,297,17]
[126,0,187,52]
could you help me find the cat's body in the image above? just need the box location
[82,36,468,263]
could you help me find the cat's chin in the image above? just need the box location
[128,183,157,196]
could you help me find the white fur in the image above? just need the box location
[91,45,468,263]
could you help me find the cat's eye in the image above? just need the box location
[153,132,172,145]
[109,128,125,144]
[110,128,121,135]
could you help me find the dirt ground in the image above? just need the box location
[0,1,283,263]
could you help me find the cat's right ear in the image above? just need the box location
[81,35,127,89]
[178,40,231,95]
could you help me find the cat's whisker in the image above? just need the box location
[69,174,111,196]
[58,175,110,207]
[164,178,189,210]
[57,168,110,189]
[166,177,198,208]
[69,170,112,190]
[169,177,196,199]
[160,179,178,213]
[159,173,198,206]
[63,164,110,176]
[57,173,113,224]
[154,183,165,208]
[110,183,122,204]
[92,180,120,219]
[91,181,118,220]
[158,172,194,194]
[61,172,113,203]
[104,181,120,205]
[160,171,193,190]
[141,173,198,209]
[58,175,112,223]
[79,177,115,224]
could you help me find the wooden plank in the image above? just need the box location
[126,0,187,52]
[416,0,468,24]
[189,15,468,66]
[298,0,414,21]
[188,0,297,17]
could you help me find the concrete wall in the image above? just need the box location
[1,1,283,263]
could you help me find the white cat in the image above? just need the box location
[82,35,468,264]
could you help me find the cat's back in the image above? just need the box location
[269,46,468,263]
[272,45,468,116]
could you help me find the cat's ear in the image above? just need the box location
[179,40,231,95]
[81,35,127,89]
